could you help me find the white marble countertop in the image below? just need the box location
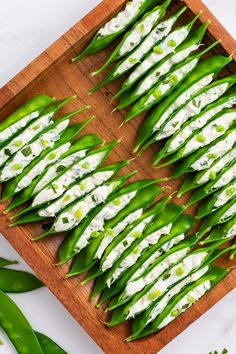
[0,1,235,353]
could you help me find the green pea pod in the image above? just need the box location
[33,171,135,240]
[109,240,228,327]
[113,12,201,99]
[200,215,236,245]
[104,213,195,309]
[7,133,103,214]
[2,114,93,203]
[0,290,43,353]
[89,6,185,94]
[183,159,236,205]
[0,268,43,293]
[67,194,167,278]
[117,22,209,109]
[154,83,236,167]
[198,178,236,218]
[173,128,236,179]
[0,94,54,146]
[37,160,130,218]
[124,41,219,123]
[72,0,162,61]
[131,245,232,336]
[153,77,236,166]
[230,237,236,260]
[59,178,161,264]
[0,257,17,268]
[91,203,185,301]
[93,0,170,75]
[128,266,229,341]
[35,332,67,354]
[134,55,232,153]
[199,197,236,232]
[0,108,75,185]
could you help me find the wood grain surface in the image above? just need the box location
[0,1,235,353]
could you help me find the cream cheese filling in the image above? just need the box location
[220,202,236,222]
[214,181,236,208]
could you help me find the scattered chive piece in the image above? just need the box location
[113,198,121,206]
[62,217,69,224]
[41,139,50,148]
[226,187,235,196]
[33,124,41,130]
[215,125,225,132]
[209,171,217,180]
[132,231,142,238]
[91,231,100,238]
[129,57,139,64]
[56,165,65,172]
[153,46,163,55]
[175,266,185,276]
[148,289,161,300]
[187,295,195,304]
[80,181,87,190]
[169,74,179,85]
[171,309,180,317]
[132,247,139,254]
[153,88,162,99]
[51,183,59,192]
[13,164,23,170]
[208,153,217,159]
[168,39,177,47]
[4,148,11,156]
[75,207,83,219]
[123,240,128,247]
[82,163,90,170]
[13,140,23,147]
[63,195,71,202]
[21,146,32,157]
[196,135,206,143]
[106,228,114,236]
[137,23,145,34]
[48,152,57,160]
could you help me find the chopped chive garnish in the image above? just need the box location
[21,146,32,157]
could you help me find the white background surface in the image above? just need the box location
[0,1,236,353]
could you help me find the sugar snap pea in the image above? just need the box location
[59,179,160,265]
[135,55,232,152]
[173,128,236,179]
[72,0,162,61]
[200,215,236,245]
[0,290,43,353]
[90,203,185,300]
[114,12,200,98]
[0,94,54,146]
[35,332,67,354]
[198,178,236,218]
[8,133,103,214]
[155,83,236,167]
[127,266,229,341]
[67,195,167,277]
[0,268,43,293]
[132,246,232,336]
[117,22,209,109]
[93,0,170,75]
[89,6,185,94]
[0,257,17,268]
[230,238,236,260]
[103,213,195,309]
[124,41,219,123]
[199,197,236,232]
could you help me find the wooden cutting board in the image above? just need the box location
[0,1,235,353]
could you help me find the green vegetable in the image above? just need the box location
[200,215,236,245]
[0,257,17,268]
[35,332,67,354]
[0,268,43,293]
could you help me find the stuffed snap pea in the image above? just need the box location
[201,215,236,245]
[35,332,67,354]
[0,94,54,146]
[155,83,236,167]
[72,0,162,61]
[108,241,226,326]
[89,6,185,94]
[135,55,232,152]
[67,195,167,277]
[131,246,231,336]
[127,266,229,341]
[124,41,219,123]
[90,203,185,300]
[6,133,102,214]
[173,128,236,179]
[198,178,236,218]
[181,158,236,204]
[59,180,162,265]
[117,22,209,109]
[93,0,170,75]
[114,13,200,98]
[37,161,129,218]
[103,213,195,308]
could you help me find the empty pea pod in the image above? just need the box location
[154,83,236,167]
[35,332,67,354]
[117,22,209,110]
[103,213,195,309]
[127,266,229,341]
[59,179,160,264]
[134,55,232,153]
[124,41,219,123]
[7,133,103,214]
[0,290,43,353]
[89,6,185,94]
[0,257,17,268]
[93,0,170,75]
[67,191,166,278]
[0,268,43,293]
[114,12,200,98]
[173,128,236,179]
[0,94,54,146]
[198,178,236,218]
[200,215,236,245]
[72,0,161,61]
